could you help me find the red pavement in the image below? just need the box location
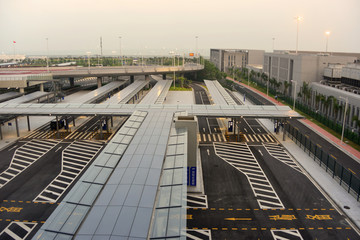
[227,77,360,161]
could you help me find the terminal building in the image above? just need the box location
[210,49,264,73]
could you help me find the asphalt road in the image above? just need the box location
[0,111,129,238]
[187,82,359,239]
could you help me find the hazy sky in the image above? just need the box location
[1,0,359,56]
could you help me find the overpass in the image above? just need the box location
[0,64,204,90]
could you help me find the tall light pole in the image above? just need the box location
[291,80,297,110]
[195,36,199,64]
[295,16,303,54]
[248,68,250,86]
[339,96,348,144]
[119,36,122,65]
[46,38,49,72]
[272,38,275,52]
[86,52,91,73]
[325,31,330,53]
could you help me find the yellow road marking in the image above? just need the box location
[224,218,252,221]
[186,215,192,220]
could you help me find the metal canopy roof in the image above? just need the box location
[73,81,126,104]
[103,80,149,104]
[139,80,172,104]
[0,103,303,119]
[204,80,237,105]
[3,91,53,104]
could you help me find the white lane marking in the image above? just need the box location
[207,149,210,155]
[203,127,206,133]
[55,146,62,152]
[258,150,263,156]
[244,128,248,132]
[8,145,18,151]
[271,229,304,240]
[257,128,261,132]
[206,118,212,134]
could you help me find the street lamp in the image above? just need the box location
[295,16,303,54]
[86,52,91,73]
[248,68,250,86]
[325,31,330,53]
[339,96,348,144]
[291,80,297,110]
[272,38,275,52]
[195,36,199,64]
[119,36,122,66]
[46,38,49,72]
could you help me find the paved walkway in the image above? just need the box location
[227,77,360,162]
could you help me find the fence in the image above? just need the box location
[287,123,360,201]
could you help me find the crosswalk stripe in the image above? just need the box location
[214,142,284,209]
[34,140,103,202]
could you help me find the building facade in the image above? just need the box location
[210,49,264,73]
[263,52,357,96]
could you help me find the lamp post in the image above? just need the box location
[248,68,250,86]
[291,80,297,110]
[195,36,199,64]
[86,52,91,73]
[46,38,49,72]
[119,36,122,65]
[339,96,348,144]
[272,38,275,52]
[325,31,330,53]
[295,16,303,54]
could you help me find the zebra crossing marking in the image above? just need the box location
[0,139,60,188]
[186,229,211,240]
[33,140,103,203]
[271,229,304,240]
[0,222,37,240]
[198,133,226,143]
[187,194,208,209]
[214,142,284,209]
[263,143,303,174]
[243,134,276,143]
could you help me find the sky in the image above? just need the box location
[1,0,359,56]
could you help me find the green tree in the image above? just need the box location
[283,81,290,96]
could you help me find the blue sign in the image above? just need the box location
[228,121,233,132]
[187,167,197,186]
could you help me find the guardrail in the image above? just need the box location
[286,123,360,201]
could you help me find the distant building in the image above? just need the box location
[0,54,26,62]
[263,51,357,95]
[210,49,264,73]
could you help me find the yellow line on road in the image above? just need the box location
[224,218,252,221]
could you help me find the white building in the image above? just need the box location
[210,49,264,73]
